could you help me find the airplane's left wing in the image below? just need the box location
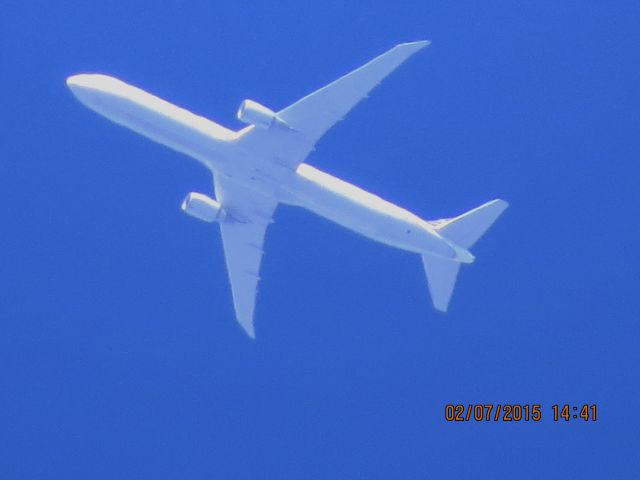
[239,41,430,169]
[277,40,430,146]
[214,175,278,338]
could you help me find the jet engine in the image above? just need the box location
[181,192,226,222]
[236,99,277,128]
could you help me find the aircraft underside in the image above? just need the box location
[67,40,507,337]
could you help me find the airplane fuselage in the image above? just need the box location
[67,74,472,263]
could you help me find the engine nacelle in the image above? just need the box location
[181,192,226,222]
[236,99,277,129]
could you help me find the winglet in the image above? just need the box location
[398,40,431,49]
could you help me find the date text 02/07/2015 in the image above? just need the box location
[444,404,597,422]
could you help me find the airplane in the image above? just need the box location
[66,40,508,338]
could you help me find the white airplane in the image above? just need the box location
[67,41,507,338]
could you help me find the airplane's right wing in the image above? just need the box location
[214,175,278,338]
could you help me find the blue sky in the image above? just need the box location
[1,1,639,478]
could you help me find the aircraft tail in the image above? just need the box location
[432,199,508,249]
[421,254,461,312]
[422,199,508,311]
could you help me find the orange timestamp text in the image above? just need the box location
[444,404,597,422]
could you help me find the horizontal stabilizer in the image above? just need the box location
[434,199,508,249]
[422,254,461,312]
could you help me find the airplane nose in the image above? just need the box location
[66,74,114,111]
[66,75,91,98]
[66,74,94,90]
[66,73,119,91]
[66,74,123,108]
[66,75,97,107]
[66,74,82,87]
